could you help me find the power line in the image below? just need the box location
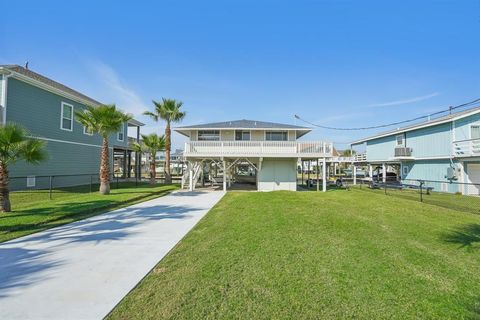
[294,98,480,131]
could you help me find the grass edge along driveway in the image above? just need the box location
[0,183,179,243]
[108,189,480,320]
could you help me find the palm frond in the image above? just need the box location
[75,104,132,137]
[20,139,48,164]
[136,133,166,154]
[0,123,47,165]
[149,98,185,124]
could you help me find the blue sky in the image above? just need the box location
[1,0,479,150]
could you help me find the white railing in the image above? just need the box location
[184,141,333,157]
[354,153,367,161]
[330,153,367,163]
[452,138,480,157]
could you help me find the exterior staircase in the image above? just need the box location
[181,162,203,190]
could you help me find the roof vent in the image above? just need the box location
[254,121,257,126]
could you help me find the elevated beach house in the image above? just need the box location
[350,107,480,195]
[175,119,333,191]
[0,65,143,189]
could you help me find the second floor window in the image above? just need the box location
[235,130,250,141]
[61,102,73,131]
[198,130,220,141]
[118,129,124,141]
[472,125,480,139]
[265,131,288,141]
[396,134,404,146]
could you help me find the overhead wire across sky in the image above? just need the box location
[294,98,480,131]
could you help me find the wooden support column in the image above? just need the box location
[316,159,320,192]
[382,163,387,183]
[301,160,304,186]
[322,158,327,192]
[369,164,373,178]
[188,162,193,191]
[223,160,227,191]
[353,164,357,185]
[307,160,311,188]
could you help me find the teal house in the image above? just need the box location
[0,65,143,189]
[351,107,480,195]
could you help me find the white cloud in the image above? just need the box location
[368,92,440,108]
[87,60,148,116]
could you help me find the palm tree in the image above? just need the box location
[75,104,132,195]
[131,133,166,185]
[144,98,186,184]
[0,123,47,212]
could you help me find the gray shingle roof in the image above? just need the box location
[351,105,480,144]
[176,119,310,130]
[0,64,101,106]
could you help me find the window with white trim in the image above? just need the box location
[396,134,404,146]
[83,126,93,136]
[198,130,220,141]
[61,102,73,131]
[402,165,409,176]
[471,125,480,140]
[117,127,124,141]
[265,131,288,141]
[235,130,250,141]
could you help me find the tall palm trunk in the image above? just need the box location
[150,158,156,185]
[0,162,11,212]
[164,121,172,184]
[100,137,111,194]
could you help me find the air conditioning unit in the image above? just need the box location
[394,147,412,157]
[446,167,457,180]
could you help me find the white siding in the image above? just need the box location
[258,158,297,191]
[251,130,264,141]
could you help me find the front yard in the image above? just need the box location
[108,189,480,319]
[0,182,179,242]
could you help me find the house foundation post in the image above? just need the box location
[301,160,304,186]
[307,160,311,187]
[316,159,320,192]
[353,165,357,185]
[368,164,373,179]
[322,158,327,192]
[188,161,193,191]
[223,159,227,191]
[382,163,387,183]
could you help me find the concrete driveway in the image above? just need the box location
[0,190,225,320]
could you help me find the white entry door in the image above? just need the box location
[467,164,480,195]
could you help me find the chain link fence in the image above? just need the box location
[9,173,150,200]
[353,178,480,215]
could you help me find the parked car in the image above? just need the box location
[372,172,398,182]
[343,168,366,177]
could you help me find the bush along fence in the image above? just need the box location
[353,178,480,215]
[9,173,156,199]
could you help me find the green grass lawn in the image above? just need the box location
[108,189,480,319]
[0,182,179,242]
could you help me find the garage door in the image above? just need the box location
[467,164,480,195]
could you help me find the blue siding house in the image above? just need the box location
[0,65,143,189]
[351,107,480,195]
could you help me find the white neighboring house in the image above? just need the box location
[175,119,333,191]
